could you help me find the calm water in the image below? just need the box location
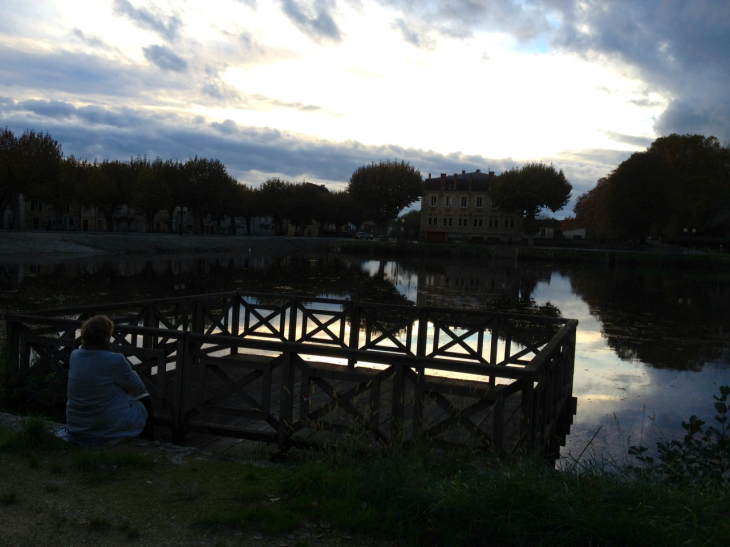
[2,251,728,462]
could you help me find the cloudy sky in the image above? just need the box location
[1,0,728,215]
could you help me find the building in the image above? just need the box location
[420,170,522,243]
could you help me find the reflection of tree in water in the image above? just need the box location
[1,254,411,317]
[568,267,730,371]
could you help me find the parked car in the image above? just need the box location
[355,231,374,240]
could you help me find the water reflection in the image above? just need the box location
[2,253,729,462]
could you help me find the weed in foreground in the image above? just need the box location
[197,505,301,534]
[88,517,112,532]
[1,491,18,504]
[629,385,730,487]
[72,449,155,472]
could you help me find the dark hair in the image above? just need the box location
[80,315,114,346]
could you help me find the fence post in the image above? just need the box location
[277,350,295,450]
[412,308,429,437]
[347,301,360,369]
[172,335,188,442]
[230,293,240,355]
[519,375,535,451]
[489,318,499,386]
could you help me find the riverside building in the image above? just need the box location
[420,171,522,243]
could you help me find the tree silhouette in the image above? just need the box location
[348,160,423,240]
[490,162,572,242]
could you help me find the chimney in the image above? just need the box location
[462,170,466,175]
[440,173,446,190]
[428,173,431,179]
[453,174,458,190]
[468,174,473,191]
[476,169,481,173]
[489,171,495,179]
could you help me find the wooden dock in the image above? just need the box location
[5,291,577,457]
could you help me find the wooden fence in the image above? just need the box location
[4,291,577,455]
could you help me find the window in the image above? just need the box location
[443,214,452,227]
[476,197,483,208]
[488,215,498,228]
[445,196,452,207]
[428,215,438,226]
[31,200,42,212]
[430,196,437,207]
[458,216,468,227]
[473,217,483,228]
[460,196,467,208]
[504,216,515,229]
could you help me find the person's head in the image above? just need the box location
[80,315,114,346]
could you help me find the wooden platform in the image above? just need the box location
[6,291,578,456]
[152,352,527,454]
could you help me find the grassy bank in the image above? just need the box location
[1,416,728,547]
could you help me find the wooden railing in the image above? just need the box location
[4,292,577,454]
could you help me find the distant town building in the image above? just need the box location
[420,171,522,243]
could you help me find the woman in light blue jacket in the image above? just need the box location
[66,315,154,446]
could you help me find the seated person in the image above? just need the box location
[66,315,154,446]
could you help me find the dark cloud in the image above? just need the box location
[112,0,182,41]
[71,29,111,50]
[541,0,730,140]
[143,45,188,73]
[279,0,343,43]
[602,131,653,148]
[0,45,187,97]
[0,98,524,189]
[378,0,730,140]
[391,18,435,50]
[654,99,730,140]
[377,0,548,42]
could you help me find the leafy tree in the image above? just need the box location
[183,157,234,233]
[0,128,64,225]
[287,182,329,235]
[78,159,135,232]
[132,157,172,233]
[257,178,291,235]
[399,209,421,241]
[348,160,423,240]
[574,134,730,239]
[490,162,572,242]
[326,190,361,236]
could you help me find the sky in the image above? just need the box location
[1,0,729,216]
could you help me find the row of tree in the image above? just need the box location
[1,128,425,236]
[572,134,730,240]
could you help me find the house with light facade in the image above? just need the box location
[420,170,522,243]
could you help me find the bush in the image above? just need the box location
[630,385,729,487]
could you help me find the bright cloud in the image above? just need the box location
[1,0,728,215]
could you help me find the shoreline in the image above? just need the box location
[2,231,728,267]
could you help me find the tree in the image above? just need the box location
[400,209,422,241]
[348,160,423,240]
[490,162,572,242]
[132,157,172,233]
[257,178,291,235]
[573,134,730,240]
[182,157,234,233]
[1,128,64,225]
[78,159,135,232]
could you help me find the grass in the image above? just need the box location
[0,412,728,546]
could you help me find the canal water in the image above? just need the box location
[2,251,728,463]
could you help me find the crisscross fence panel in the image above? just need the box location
[4,291,577,455]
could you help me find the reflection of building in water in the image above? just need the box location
[416,263,551,309]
